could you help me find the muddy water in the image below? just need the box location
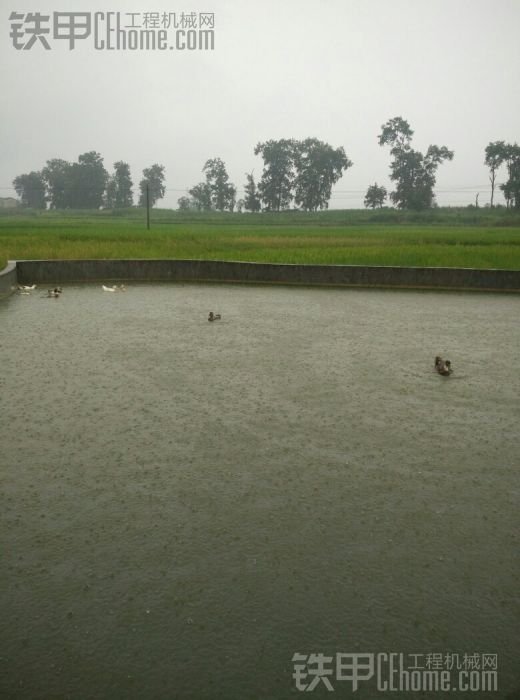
[1,284,518,699]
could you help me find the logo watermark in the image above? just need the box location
[292,652,498,693]
[9,11,215,50]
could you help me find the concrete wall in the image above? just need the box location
[0,261,18,298]
[13,259,520,292]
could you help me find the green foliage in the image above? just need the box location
[188,182,213,211]
[254,139,296,211]
[364,183,387,209]
[187,158,236,212]
[138,164,165,207]
[40,152,108,209]
[499,143,520,210]
[484,141,520,209]
[103,175,117,209]
[19,155,131,211]
[379,117,454,210]
[113,161,133,208]
[484,141,506,208]
[72,151,108,209]
[254,138,352,212]
[12,171,46,209]
[177,196,193,211]
[41,158,71,209]
[243,173,261,212]
[293,138,352,211]
[378,116,414,150]
[202,158,236,211]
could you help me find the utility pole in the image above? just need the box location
[146,183,150,230]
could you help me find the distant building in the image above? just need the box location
[0,197,19,208]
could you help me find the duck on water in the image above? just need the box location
[435,356,453,376]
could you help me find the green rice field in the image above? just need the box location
[1,207,519,271]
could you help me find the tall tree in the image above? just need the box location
[243,172,261,212]
[103,175,117,209]
[364,183,387,209]
[67,151,108,209]
[484,141,506,208]
[113,161,133,207]
[203,158,236,211]
[139,164,166,207]
[188,182,212,211]
[177,196,193,211]
[42,158,71,209]
[499,143,520,210]
[254,139,296,211]
[13,171,46,209]
[293,138,352,211]
[378,117,454,209]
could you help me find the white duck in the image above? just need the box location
[18,284,36,291]
[102,284,126,292]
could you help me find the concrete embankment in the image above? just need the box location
[0,261,18,298]
[8,258,520,292]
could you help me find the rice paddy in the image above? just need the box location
[0,208,519,272]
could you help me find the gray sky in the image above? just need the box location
[2,0,519,208]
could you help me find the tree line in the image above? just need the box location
[11,118,520,212]
[366,122,518,210]
[13,153,165,210]
[484,141,520,209]
[180,138,351,213]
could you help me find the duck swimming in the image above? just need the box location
[435,356,453,376]
[208,312,222,322]
[18,284,36,291]
[102,284,126,292]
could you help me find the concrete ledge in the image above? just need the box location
[0,261,18,298]
[10,258,520,292]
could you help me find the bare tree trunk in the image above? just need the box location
[489,171,496,208]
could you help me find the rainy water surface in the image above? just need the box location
[1,283,519,699]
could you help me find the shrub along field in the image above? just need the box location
[0,207,519,272]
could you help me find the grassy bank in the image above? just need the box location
[1,207,519,271]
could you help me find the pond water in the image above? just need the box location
[1,284,519,699]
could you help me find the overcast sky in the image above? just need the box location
[2,0,519,208]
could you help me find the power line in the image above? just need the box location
[0,184,503,193]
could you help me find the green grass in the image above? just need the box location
[1,207,519,271]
